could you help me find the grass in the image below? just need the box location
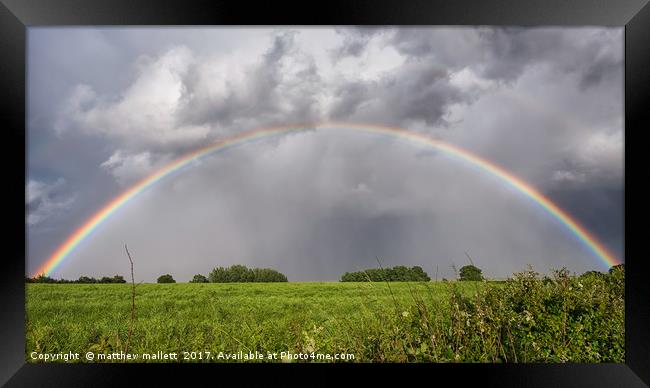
[25,269,624,363]
[26,281,479,362]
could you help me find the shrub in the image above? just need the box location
[608,264,624,275]
[157,274,176,283]
[190,274,209,283]
[580,270,606,280]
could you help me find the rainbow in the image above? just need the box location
[33,122,622,277]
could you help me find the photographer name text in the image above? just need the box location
[30,350,355,362]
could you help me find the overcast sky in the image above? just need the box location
[26,27,624,282]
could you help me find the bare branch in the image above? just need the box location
[124,244,136,356]
[464,251,475,267]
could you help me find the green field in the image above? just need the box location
[26,270,624,363]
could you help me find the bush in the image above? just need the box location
[580,270,606,280]
[157,274,176,284]
[608,264,624,275]
[190,274,209,283]
[458,265,483,281]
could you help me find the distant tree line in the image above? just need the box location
[26,274,126,284]
[341,266,431,282]
[26,263,622,285]
[193,264,288,283]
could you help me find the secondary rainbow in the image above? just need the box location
[33,122,622,277]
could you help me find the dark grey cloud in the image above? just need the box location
[27,27,624,281]
[25,178,76,227]
[579,53,621,90]
[548,187,624,255]
[328,60,466,127]
[388,27,623,89]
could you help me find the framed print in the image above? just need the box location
[1,0,648,386]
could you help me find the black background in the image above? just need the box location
[1,0,648,386]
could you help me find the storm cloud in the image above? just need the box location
[27,27,623,281]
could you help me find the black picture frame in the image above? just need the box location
[2,0,648,386]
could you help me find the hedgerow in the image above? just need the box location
[345,266,624,362]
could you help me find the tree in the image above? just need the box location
[410,266,431,282]
[190,274,209,283]
[252,268,287,282]
[340,266,431,282]
[112,275,127,283]
[30,274,56,283]
[227,264,250,282]
[392,266,408,281]
[209,265,287,283]
[209,267,228,283]
[459,265,483,281]
[341,272,358,282]
[157,274,176,283]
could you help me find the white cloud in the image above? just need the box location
[576,130,623,174]
[100,150,170,186]
[449,67,497,94]
[56,46,211,150]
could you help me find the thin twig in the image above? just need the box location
[124,244,136,355]
[464,251,475,267]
